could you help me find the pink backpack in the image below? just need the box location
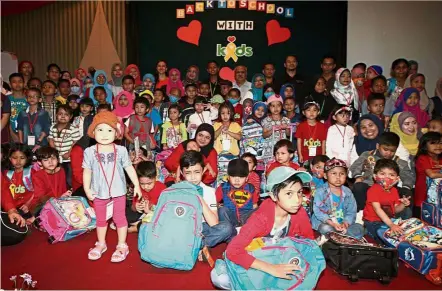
[37,197,96,244]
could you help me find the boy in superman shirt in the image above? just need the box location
[216,159,258,230]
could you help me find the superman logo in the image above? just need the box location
[228,190,251,207]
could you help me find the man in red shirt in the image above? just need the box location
[363,159,412,243]
[211,167,314,289]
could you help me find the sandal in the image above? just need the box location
[88,242,107,261]
[111,243,129,263]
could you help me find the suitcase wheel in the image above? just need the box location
[48,236,55,244]
[348,274,359,282]
[379,276,391,285]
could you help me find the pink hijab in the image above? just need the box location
[113,91,134,119]
[166,68,185,97]
[393,87,429,128]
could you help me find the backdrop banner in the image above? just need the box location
[129,1,347,79]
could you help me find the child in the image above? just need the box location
[114,91,134,123]
[279,83,295,100]
[366,93,387,129]
[161,104,187,150]
[226,88,243,125]
[210,94,225,111]
[428,117,442,134]
[216,159,258,229]
[214,102,242,156]
[126,161,166,233]
[266,139,300,176]
[122,75,136,97]
[30,146,69,216]
[330,68,359,113]
[392,87,429,128]
[67,95,80,120]
[246,101,267,125]
[262,95,290,146]
[219,80,233,98]
[151,85,165,117]
[83,111,142,262]
[124,97,154,152]
[91,70,113,104]
[363,159,412,242]
[284,96,301,143]
[46,63,61,83]
[42,80,66,125]
[180,84,198,125]
[414,132,442,217]
[8,73,28,142]
[296,101,327,164]
[3,144,35,222]
[48,105,81,188]
[406,73,432,112]
[57,79,71,103]
[187,97,218,138]
[350,132,414,211]
[326,105,354,166]
[241,153,261,197]
[309,155,329,194]
[72,97,95,139]
[179,150,234,251]
[312,158,364,239]
[142,73,156,92]
[211,167,314,289]
[198,81,211,98]
[97,104,112,114]
[17,88,51,148]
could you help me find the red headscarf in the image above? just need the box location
[124,64,142,86]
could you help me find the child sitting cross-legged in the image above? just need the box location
[312,158,364,240]
[265,139,301,177]
[363,159,412,243]
[211,167,314,289]
[216,159,258,231]
[241,153,261,198]
[126,161,166,233]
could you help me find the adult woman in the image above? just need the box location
[124,64,142,86]
[244,73,265,102]
[386,58,410,114]
[155,60,169,90]
[165,123,218,185]
[18,61,34,87]
[392,87,429,128]
[390,111,421,162]
[109,63,124,96]
[350,114,384,164]
[183,65,200,87]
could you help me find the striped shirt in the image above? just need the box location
[48,123,80,162]
[41,96,66,126]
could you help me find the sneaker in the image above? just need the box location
[355,210,364,226]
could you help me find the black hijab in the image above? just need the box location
[182,123,215,157]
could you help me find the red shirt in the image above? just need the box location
[164,143,218,185]
[266,161,300,176]
[226,199,314,269]
[132,181,166,208]
[247,171,261,200]
[70,145,84,192]
[295,121,327,160]
[215,182,259,204]
[2,169,35,209]
[415,155,442,207]
[30,168,67,212]
[363,184,400,222]
[233,104,243,126]
[2,174,16,211]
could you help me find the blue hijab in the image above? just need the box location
[143,73,156,92]
[91,70,113,104]
[250,73,265,102]
[355,114,384,155]
[279,83,295,100]
[251,101,268,124]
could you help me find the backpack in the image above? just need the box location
[138,181,203,270]
[37,196,96,243]
[421,176,442,228]
[216,237,325,290]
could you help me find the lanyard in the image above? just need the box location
[57,127,68,152]
[335,125,347,147]
[197,113,205,123]
[96,143,117,196]
[209,81,217,97]
[27,110,39,134]
[307,123,317,140]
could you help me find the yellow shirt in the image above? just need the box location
[214,122,241,156]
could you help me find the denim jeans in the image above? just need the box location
[202,221,234,248]
[317,222,364,239]
[218,206,256,227]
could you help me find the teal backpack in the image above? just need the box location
[138,181,203,270]
[215,237,326,290]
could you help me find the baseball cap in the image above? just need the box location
[324,158,348,172]
[265,167,312,192]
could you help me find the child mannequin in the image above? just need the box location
[83,111,142,262]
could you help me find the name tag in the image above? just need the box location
[308,146,317,157]
[222,139,231,152]
[27,136,36,146]
[106,201,114,220]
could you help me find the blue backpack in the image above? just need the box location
[216,237,325,290]
[421,176,442,228]
[138,181,203,270]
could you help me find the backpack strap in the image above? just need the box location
[6,170,14,181]
[22,167,34,192]
[387,78,397,96]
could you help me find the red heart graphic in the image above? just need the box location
[219,67,234,82]
[266,20,291,46]
[227,36,236,43]
[177,20,202,46]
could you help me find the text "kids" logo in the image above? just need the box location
[216,36,253,62]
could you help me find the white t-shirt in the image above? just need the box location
[199,182,217,222]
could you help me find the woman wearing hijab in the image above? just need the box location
[90,70,113,104]
[404,73,433,113]
[305,76,337,122]
[242,73,265,102]
[183,65,200,87]
[350,114,384,164]
[70,78,83,97]
[392,87,429,128]
[75,68,87,83]
[166,68,185,97]
[390,111,421,162]
[142,73,156,92]
[431,78,442,117]
[165,123,218,185]
[109,63,124,96]
[125,64,142,86]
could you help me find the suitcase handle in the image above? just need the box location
[349,249,394,258]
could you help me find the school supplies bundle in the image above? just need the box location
[322,232,398,284]
[421,176,442,228]
[155,150,173,183]
[36,196,96,244]
[377,217,442,285]
[138,181,203,270]
[214,237,325,290]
